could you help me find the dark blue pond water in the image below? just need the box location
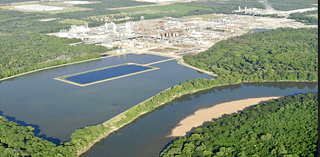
[250,28,271,32]
[64,65,152,84]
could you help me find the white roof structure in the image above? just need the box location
[15,5,66,11]
[141,0,183,3]
[63,1,91,5]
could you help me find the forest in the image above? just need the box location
[184,28,318,83]
[0,32,112,79]
[288,10,318,25]
[267,0,317,11]
[160,92,318,156]
[87,0,264,23]
[0,9,113,79]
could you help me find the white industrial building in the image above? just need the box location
[15,5,66,11]
[63,1,90,5]
[140,0,184,3]
[69,24,90,34]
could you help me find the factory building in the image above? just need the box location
[15,5,66,11]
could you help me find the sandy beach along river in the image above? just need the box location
[168,96,282,137]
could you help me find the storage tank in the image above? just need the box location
[115,49,121,53]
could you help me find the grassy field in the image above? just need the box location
[183,13,226,18]
[58,19,88,25]
[306,14,318,19]
[0,3,92,14]
[118,4,208,15]
[164,48,179,50]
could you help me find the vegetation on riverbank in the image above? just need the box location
[160,92,318,156]
[0,116,73,156]
[288,10,318,25]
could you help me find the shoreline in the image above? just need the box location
[0,57,102,82]
[76,87,173,156]
[0,54,123,82]
[0,52,178,82]
[177,60,218,77]
[75,80,316,156]
[0,52,217,84]
[167,96,282,137]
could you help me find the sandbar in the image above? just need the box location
[168,96,281,137]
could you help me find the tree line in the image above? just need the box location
[184,28,318,83]
[0,32,112,79]
[49,0,264,22]
[267,0,317,11]
[288,10,318,25]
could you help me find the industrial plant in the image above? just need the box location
[50,13,316,57]
[233,5,318,17]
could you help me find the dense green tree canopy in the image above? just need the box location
[289,10,318,25]
[0,116,66,156]
[184,28,318,83]
[267,0,317,11]
[160,92,318,156]
[0,9,114,79]
[0,32,112,79]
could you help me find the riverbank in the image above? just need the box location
[167,96,282,137]
[76,79,316,156]
[75,87,172,156]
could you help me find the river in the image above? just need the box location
[81,82,318,157]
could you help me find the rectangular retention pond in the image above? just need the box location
[55,63,158,86]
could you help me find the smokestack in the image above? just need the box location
[239,6,241,12]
